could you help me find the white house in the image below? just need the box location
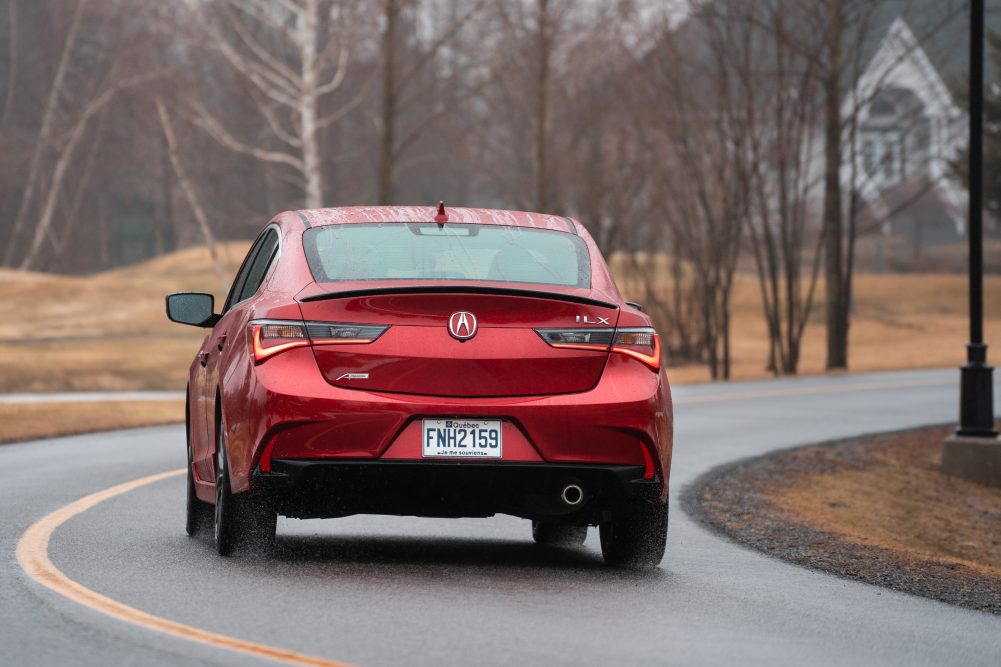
[846,17,968,241]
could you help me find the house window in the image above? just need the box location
[882,142,896,180]
[862,87,929,186]
[862,140,876,176]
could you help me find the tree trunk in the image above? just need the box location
[534,0,550,211]
[18,111,90,270]
[822,0,847,369]
[378,0,399,204]
[299,0,323,209]
[156,98,228,290]
[721,289,731,380]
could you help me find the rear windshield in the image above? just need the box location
[303,223,590,288]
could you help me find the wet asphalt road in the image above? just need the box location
[3,369,1001,666]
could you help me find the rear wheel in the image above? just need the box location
[599,498,668,568]
[532,521,588,548]
[214,425,277,557]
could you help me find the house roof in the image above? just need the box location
[850,2,1001,89]
[851,17,959,119]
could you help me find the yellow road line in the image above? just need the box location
[16,468,356,667]
[674,376,953,405]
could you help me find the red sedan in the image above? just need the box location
[167,204,673,566]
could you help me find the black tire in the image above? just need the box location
[532,521,588,548]
[599,498,668,568]
[214,425,277,557]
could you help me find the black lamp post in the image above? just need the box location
[958,0,997,438]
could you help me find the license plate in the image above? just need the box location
[422,419,502,459]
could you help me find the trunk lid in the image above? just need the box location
[297,287,619,397]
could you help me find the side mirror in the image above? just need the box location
[166,292,219,328]
[625,301,644,312]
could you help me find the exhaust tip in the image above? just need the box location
[560,483,584,506]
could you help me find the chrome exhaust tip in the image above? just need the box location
[560,483,584,506]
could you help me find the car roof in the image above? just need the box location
[294,205,579,233]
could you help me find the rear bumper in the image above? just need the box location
[222,347,673,500]
[254,459,660,522]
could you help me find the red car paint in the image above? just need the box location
[182,206,673,515]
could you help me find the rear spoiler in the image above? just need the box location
[299,285,619,310]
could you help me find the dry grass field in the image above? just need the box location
[0,400,185,444]
[0,242,250,392]
[769,425,1001,579]
[612,255,1001,384]
[0,243,997,393]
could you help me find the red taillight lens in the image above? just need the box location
[639,441,656,479]
[258,433,279,473]
[249,319,389,363]
[305,322,388,346]
[534,328,614,351]
[251,321,309,362]
[611,327,661,371]
[535,326,661,370]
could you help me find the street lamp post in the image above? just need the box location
[958,0,996,439]
[944,0,999,488]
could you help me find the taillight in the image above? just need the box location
[250,321,309,362]
[249,319,388,363]
[612,327,661,371]
[639,441,656,479]
[306,322,388,346]
[535,326,661,371]
[258,433,279,473]
[534,328,614,351]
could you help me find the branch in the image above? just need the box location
[395,0,488,93]
[19,65,160,270]
[227,0,297,41]
[223,2,302,90]
[3,0,86,267]
[392,103,450,159]
[156,98,229,290]
[251,89,302,147]
[183,0,298,107]
[189,101,306,173]
[315,75,374,129]
[315,43,350,96]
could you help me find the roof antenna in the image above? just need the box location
[434,200,448,225]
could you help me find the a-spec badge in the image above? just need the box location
[448,311,477,340]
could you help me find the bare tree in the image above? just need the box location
[821,0,847,369]
[2,0,86,267]
[156,98,228,288]
[3,0,167,270]
[182,0,372,208]
[19,71,157,270]
[375,0,485,203]
[740,1,827,375]
[821,0,963,368]
[627,3,754,379]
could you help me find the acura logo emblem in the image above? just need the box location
[448,311,477,340]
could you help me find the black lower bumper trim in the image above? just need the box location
[254,459,658,522]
